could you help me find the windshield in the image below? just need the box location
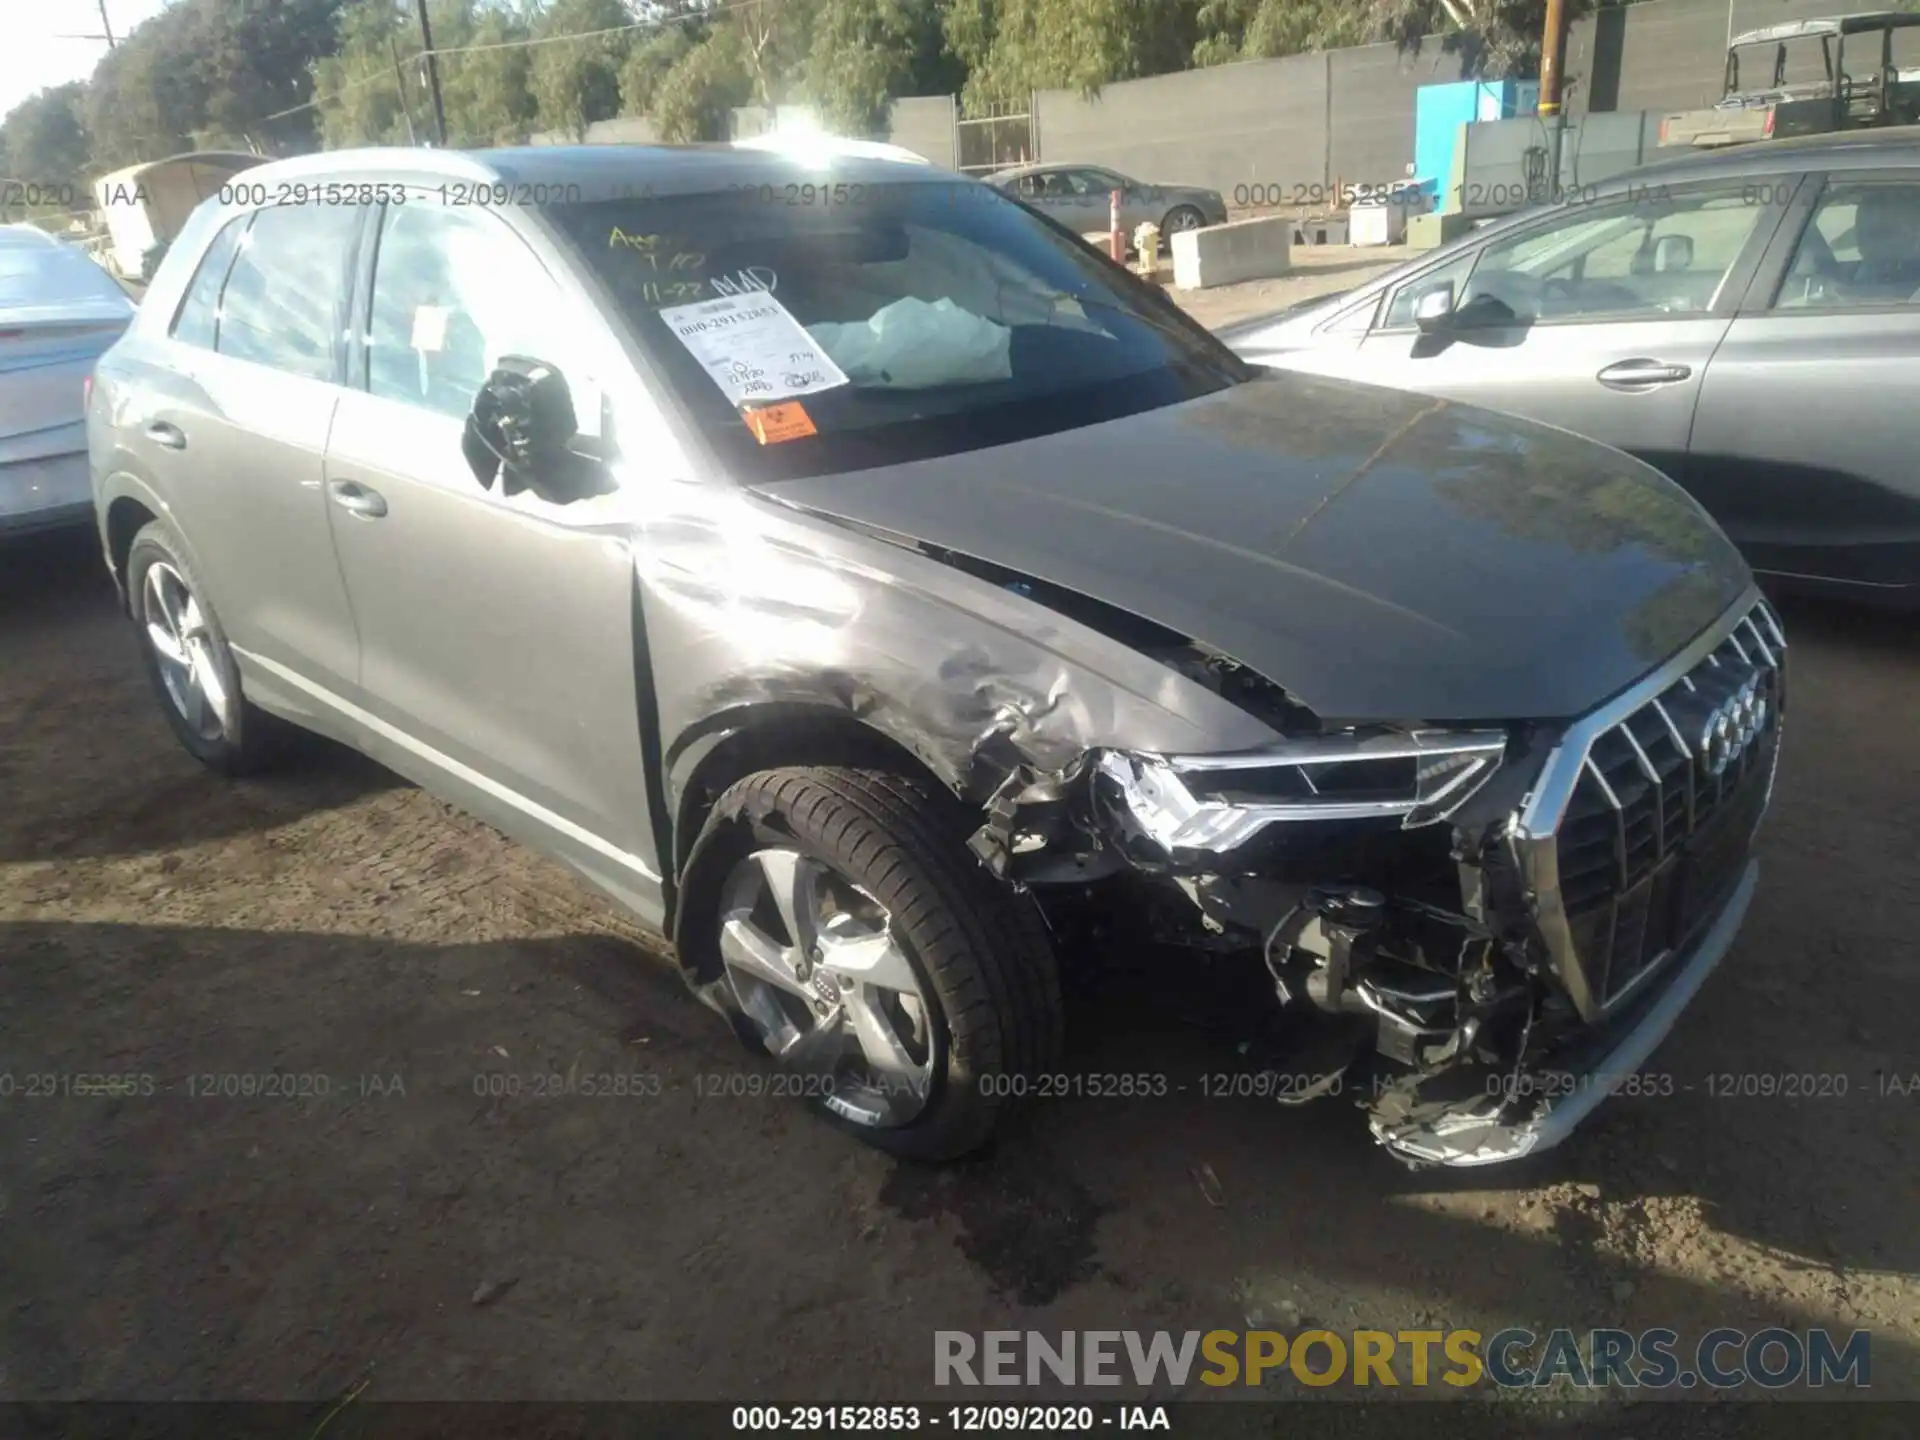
[546,182,1249,481]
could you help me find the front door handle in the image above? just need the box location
[1596,358,1693,389]
[145,421,186,449]
[328,479,388,519]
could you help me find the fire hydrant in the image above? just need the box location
[1133,221,1162,278]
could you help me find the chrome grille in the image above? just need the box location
[1515,593,1786,1020]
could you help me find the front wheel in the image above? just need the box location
[678,767,1063,1159]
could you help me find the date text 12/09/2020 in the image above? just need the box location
[731,1406,1171,1432]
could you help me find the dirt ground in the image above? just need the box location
[2,507,1916,1417]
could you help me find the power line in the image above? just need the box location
[423,0,769,58]
[32,0,771,162]
[258,1,767,128]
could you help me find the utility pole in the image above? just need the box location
[389,36,419,146]
[54,1,117,49]
[1538,0,1570,200]
[414,0,449,148]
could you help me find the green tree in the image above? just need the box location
[313,1,542,148]
[311,0,421,148]
[619,25,697,117]
[805,0,955,134]
[1363,0,1604,78]
[189,0,349,151]
[530,0,636,139]
[650,26,753,140]
[1192,0,1642,76]
[943,0,1193,113]
[443,2,540,144]
[83,7,207,169]
[1,84,91,188]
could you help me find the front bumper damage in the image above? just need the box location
[968,590,1784,1170]
[1368,860,1757,1166]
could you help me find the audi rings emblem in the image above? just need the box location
[1697,677,1766,777]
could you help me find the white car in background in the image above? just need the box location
[1,225,137,537]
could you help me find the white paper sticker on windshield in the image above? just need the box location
[659,292,848,406]
[410,304,450,354]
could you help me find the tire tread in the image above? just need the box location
[709,765,1062,1158]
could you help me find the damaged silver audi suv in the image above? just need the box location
[87,145,1785,1167]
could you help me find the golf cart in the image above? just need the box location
[1659,11,1920,148]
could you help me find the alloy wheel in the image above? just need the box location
[143,560,229,742]
[718,847,937,1127]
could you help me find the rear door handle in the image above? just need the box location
[145,421,186,449]
[327,479,388,519]
[1596,358,1693,389]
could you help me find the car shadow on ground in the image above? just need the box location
[2,918,1912,1407]
[0,525,403,864]
[5,531,1913,1403]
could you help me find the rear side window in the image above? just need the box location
[170,215,251,350]
[213,204,363,382]
[1773,179,1920,309]
[364,201,577,420]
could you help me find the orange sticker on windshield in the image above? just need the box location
[744,402,817,445]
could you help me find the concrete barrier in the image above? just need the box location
[1407,211,1475,250]
[1292,216,1348,247]
[1170,217,1292,290]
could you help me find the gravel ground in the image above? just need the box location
[2,493,1915,1413]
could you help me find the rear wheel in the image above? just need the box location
[680,766,1063,1159]
[127,521,285,775]
[1163,204,1207,234]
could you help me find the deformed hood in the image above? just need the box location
[749,371,1752,725]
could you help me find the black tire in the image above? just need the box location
[677,766,1064,1160]
[1163,204,1207,234]
[126,520,287,776]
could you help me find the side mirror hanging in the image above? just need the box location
[1413,282,1457,333]
[462,355,581,497]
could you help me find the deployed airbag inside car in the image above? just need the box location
[809,297,1013,389]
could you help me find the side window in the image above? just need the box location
[215,204,363,381]
[1457,188,1766,322]
[170,215,251,350]
[365,201,580,421]
[1773,180,1920,309]
[1381,250,1476,329]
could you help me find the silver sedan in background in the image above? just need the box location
[1,224,138,537]
[986,162,1228,238]
[1224,128,1920,606]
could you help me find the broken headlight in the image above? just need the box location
[1094,730,1508,854]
